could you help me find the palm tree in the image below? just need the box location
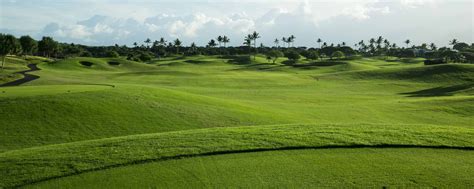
[274,38,279,48]
[217,36,223,47]
[251,31,260,48]
[222,36,230,47]
[208,39,217,55]
[251,31,260,60]
[376,36,383,49]
[144,38,151,49]
[369,38,376,53]
[244,35,253,56]
[190,42,197,54]
[173,38,182,54]
[383,39,390,49]
[369,38,375,46]
[152,40,159,48]
[133,42,138,48]
[421,43,428,50]
[322,42,327,48]
[159,38,167,47]
[208,39,217,48]
[282,37,289,48]
[317,38,322,48]
[449,39,458,46]
[288,35,295,47]
[429,43,437,51]
[405,39,411,48]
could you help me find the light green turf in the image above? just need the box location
[0,55,473,188]
[1,123,473,188]
[1,56,473,152]
[26,148,474,188]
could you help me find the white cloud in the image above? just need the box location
[93,24,113,34]
[342,5,391,20]
[3,0,465,47]
[400,0,435,8]
[68,25,92,38]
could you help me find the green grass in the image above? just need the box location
[0,55,473,188]
[1,123,473,188]
[26,148,474,188]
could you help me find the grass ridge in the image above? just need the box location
[7,145,474,188]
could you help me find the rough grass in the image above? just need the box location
[1,123,473,188]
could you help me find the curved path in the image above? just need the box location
[0,64,40,87]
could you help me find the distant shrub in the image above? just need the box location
[81,51,92,57]
[424,59,447,65]
[282,60,297,66]
[398,49,416,58]
[331,51,345,59]
[460,51,474,63]
[266,50,284,64]
[105,50,119,58]
[303,50,319,60]
[138,52,153,62]
[285,50,301,61]
[453,42,469,51]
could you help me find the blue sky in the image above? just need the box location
[0,0,472,47]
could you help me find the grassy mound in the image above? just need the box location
[1,123,473,188]
[41,57,155,72]
[28,148,474,188]
[0,85,285,152]
[2,56,473,152]
[347,64,474,83]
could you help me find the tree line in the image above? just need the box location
[1,32,473,69]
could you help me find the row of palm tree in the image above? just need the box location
[281,35,296,48]
[134,34,463,58]
[243,32,261,59]
[217,36,230,47]
[139,36,461,51]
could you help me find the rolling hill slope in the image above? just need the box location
[0,55,473,188]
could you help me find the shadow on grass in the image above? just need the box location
[400,84,473,97]
[224,55,253,65]
[79,61,94,67]
[108,61,121,66]
[112,70,200,77]
[156,61,187,67]
[293,61,346,70]
[228,63,285,71]
[184,59,215,64]
[385,58,423,64]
